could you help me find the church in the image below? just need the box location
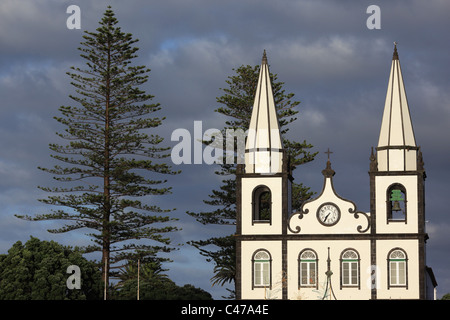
[235,45,437,300]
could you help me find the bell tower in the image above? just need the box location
[369,43,428,299]
[235,45,435,300]
[236,51,292,300]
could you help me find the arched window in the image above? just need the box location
[388,249,408,288]
[387,183,407,222]
[252,250,271,288]
[252,186,271,223]
[299,249,318,288]
[341,249,360,288]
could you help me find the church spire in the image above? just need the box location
[262,49,268,64]
[377,43,417,171]
[392,41,399,60]
[245,50,283,174]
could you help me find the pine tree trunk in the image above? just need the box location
[102,44,112,300]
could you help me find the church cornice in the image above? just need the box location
[376,145,419,151]
[236,232,428,241]
[370,170,425,177]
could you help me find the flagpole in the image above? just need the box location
[104,258,108,300]
[137,258,140,300]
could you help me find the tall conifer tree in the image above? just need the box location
[16,7,178,299]
[187,64,317,297]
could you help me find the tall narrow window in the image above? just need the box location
[388,249,408,287]
[341,249,360,288]
[299,250,318,288]
[387,184,407,221]
[252,186,271,223]
[253,250,271,288]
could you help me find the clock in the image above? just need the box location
[317,203,340,226]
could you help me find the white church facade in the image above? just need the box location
[235,46,437,300]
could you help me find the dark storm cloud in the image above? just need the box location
[0,0,449,299]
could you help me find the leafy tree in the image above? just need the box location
[441,293,450,300]
[114,279,212,300]
[0,237,102,300]
[187,63,317,297]
[111,259,212,299]
[16,7,178,298]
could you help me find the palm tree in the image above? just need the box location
[116,259,168,286]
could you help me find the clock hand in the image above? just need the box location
[324,213,331,222]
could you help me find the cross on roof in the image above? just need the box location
[325,148,333,160]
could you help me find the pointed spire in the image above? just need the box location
[377,44,417,171]
[369,146,378,172]
[245,51,284,174]
[393,41,399,60]
[262,49,268,64]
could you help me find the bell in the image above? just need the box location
[392,200,402,211]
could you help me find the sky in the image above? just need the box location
[0,0,449,299]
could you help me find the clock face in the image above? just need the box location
[317,203,340,226]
